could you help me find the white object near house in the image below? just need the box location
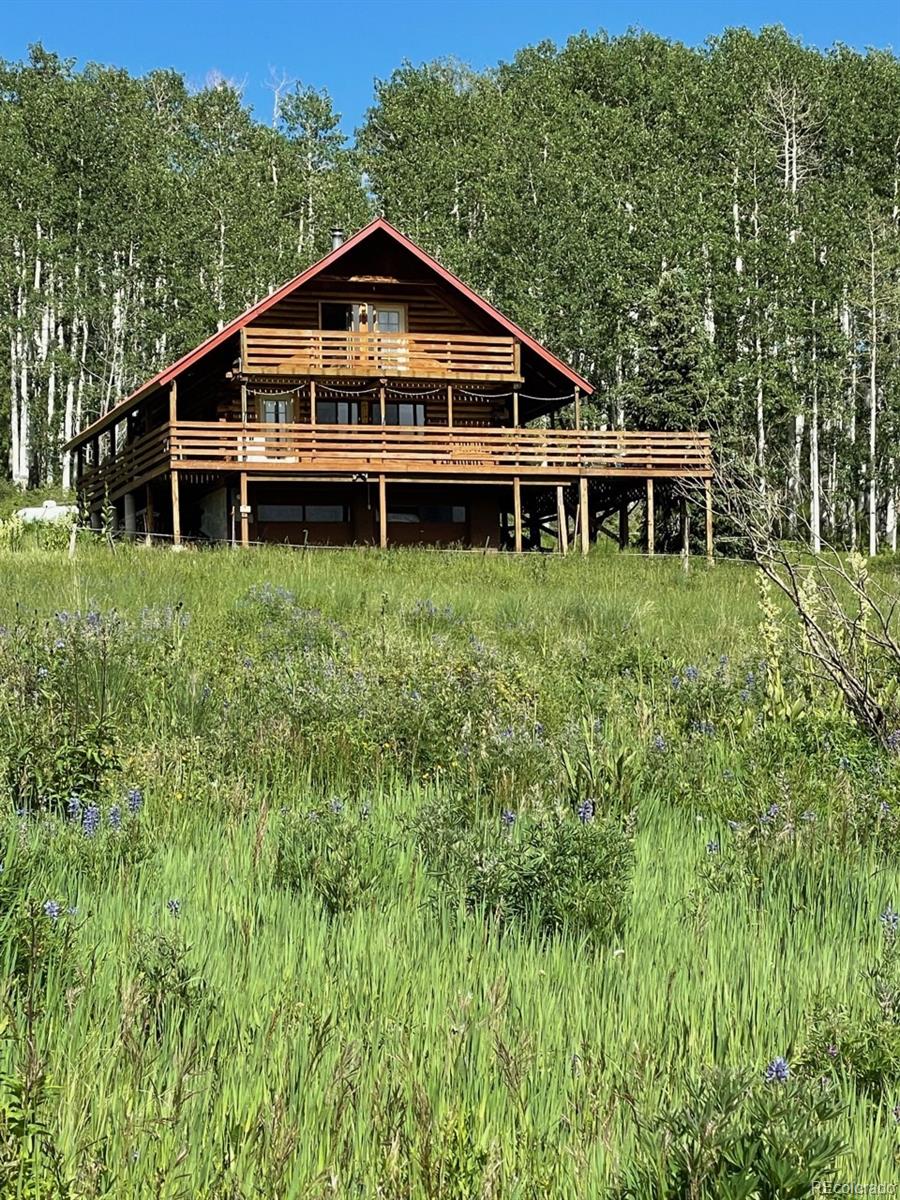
[15,499,78,524]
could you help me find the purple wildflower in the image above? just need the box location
[577,798,595,824]
[43,899,61,922]
[82,804,100,838]
[764,1056,790,1083]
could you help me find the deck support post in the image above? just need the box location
[579,476,590,555]
[513,477,523,553]
[169,379,177,425]
[123,492,136,536]
[646,478,655,556]
[239,472,249,548]
[309,380,316,426]
[556,485,568,555]
[170,470,181,547]
[447,384,454,429]
[705,479,714,564]
[144,484,153,545]
[378,474,387,548]
[512,389,519,428]
[680,495,690,568]
[574,385,581,431]
[240,382,248,423]
[619,495,629,550]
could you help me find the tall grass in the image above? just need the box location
[0,543,898,1197]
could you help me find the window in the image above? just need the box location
[318,302,407,333]
[375,402,427,426]
[387,505,466,524]
[257,504,347,523]
[259,396,294,424]
[317,400,360,425]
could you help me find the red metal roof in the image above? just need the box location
[66,216,593,450]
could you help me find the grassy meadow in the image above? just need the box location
[1,540,900,1197]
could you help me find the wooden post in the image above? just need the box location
[680,496,690,567]
[169,379,177,425]
[378,381,386,424]
[309,379,317,426]
[123,492,136,535]
[170,470,181,547]
[618,496,629,550]
[556,485,568,555]
[378,474,387,548]
[646,478,655,556]
[240,382,248,423]
[239,472,249,548]
[579,476,590,555]
[574,385,581,431]
[512,389,519,428]
[447,384,454,429]
[144,483,154,545]
[513,477,523,553]
[705,479,714,564]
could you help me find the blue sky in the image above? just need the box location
[4,0,899,134]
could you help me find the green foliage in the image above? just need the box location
[616,1069,846,1199]
[274,802,391,915]
[417,799,635,941]
[0,547,896,1190]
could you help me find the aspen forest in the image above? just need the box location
[3,27,900,553]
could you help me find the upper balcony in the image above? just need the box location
[240,327,522,383]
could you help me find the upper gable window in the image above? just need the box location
[319,302,406,334]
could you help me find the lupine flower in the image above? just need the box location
[723,769,734,781]
[501,809,516,827]
[36,666,48,680]
[887,730,900,752]
[739,688,751,702]
[167,899,181,917]
[706,840,720,855]
[66,795,81,821]
[43,899,61,922]
[329,799,343,815]
[109,805,122,830]
[838,755,850,771]
[879,801,891,817]
[577,799,595,824]
[652,733,667,752]
[126,788,143,814]
[82,805,100,838]
[880,905,899,935]
[671,675,683,690]
[764,1056,790,1083]
[684,665,700,683]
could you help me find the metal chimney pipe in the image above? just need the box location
[331,228,344,250]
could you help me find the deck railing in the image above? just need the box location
[79,421,712,503]
[241,327,522,382]
[168,422,712,477]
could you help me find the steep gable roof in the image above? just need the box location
[66,217,592,450]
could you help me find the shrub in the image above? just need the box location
[273,801,391,915]
[615,1068,845,1199]
[418,800,635,941]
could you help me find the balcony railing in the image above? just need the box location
[240,327,522,382]
[78,421,712,504]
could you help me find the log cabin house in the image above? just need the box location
[65,218,713,553]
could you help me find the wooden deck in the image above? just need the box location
[79,421,713,505]
[240,327,522,382]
